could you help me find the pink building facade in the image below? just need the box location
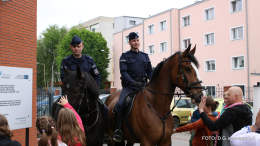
[113,0,260,98]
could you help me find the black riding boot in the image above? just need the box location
[113,112,123,142]
[103,117,112,144]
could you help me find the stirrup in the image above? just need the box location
[113,129,122,142]
[103,134,112,144]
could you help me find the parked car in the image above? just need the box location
[99,94,110,103]
[170,97,196,129]
[37,95,61,107]
[187,98,253,124]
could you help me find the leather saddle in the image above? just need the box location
[112,92,136,117]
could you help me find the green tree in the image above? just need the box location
[37,25,67,87]
[56,28,110,89]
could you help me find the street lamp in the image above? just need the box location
[37,62,46,87]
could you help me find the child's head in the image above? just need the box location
[204,96,219,113]
[0,114,13,138]
[36,116,58,146]
[57,108,86,146]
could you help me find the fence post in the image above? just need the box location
[49,89,54,116]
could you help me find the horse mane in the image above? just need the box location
[63,71,100,101]
[150,51,199,82]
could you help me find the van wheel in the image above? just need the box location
[173,117,180,129]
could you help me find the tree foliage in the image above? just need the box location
[37,25,67,87]
[56,28,110,89]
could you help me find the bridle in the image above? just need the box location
[71,78,99,136]
[140,52,206,145]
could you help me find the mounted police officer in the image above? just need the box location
[59,36,111,144]
[113,32,153,142]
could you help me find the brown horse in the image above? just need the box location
[105,45,206,146]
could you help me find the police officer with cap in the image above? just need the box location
[113,32,153,142]
[59,36,111,144]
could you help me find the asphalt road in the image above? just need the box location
[103,131,191,146]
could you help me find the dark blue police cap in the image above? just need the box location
[71,36,82,46]
[129,32,139,41]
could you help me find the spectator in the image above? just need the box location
[36,116,67,146]
[198,86,252,146]
[173,96,219,146]
[213,91,230,146]
[230,109,260,146]
[0,114,21,146]
[57,95,86,146]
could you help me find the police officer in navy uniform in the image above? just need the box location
[113,32,153,142]
[60,36,111,144]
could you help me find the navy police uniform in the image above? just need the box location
[113,32,153,142]
[60,54,100,87]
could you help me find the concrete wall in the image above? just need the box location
[0,0,37,145]
[114,16,145,33]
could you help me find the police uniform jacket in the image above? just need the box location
[120,49,153,87]
[60,54,100,87]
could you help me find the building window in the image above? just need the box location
[231,26,243,40]
[232,56,244,69]
[159,20,167,31]
[125,35,129,44]
[204,32,215,45]
[90,24,99,32]
[204,7,215,20]
[148,45,155,55]
[232,84,245,98]
[148,24,154,35]
[205,60,216,72]
[206,86,216,98]
[160,42,167,53]
[182,15,190,27]
[113,23,115,29]
[182,38,191,50]
[230,0,242,13]
[130,20,136,25]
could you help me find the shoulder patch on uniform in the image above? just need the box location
[94,69,99,75]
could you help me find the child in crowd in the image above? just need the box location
[57,95,86,146]
[36,116,67,146]
[173,96,219,146]
[0,114,21,146]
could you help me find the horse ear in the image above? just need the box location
[76,65,84,81]
[182,44,191,57]
[190,44,196,55]
[63,66,70,75]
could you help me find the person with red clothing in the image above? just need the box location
[173,96,219,146]
[57,95,86,146]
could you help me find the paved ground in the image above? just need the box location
[103,131,191,146]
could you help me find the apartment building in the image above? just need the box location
[113,0,260,98]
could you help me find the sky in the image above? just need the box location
[37,0,197,38]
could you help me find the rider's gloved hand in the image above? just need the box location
[133,82,143,90]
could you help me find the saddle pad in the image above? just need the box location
[112,95,136,117]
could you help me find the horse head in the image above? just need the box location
[61,65,100,110]
[172,44,206,102]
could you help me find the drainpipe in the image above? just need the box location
[143,20,144,52]
[245,0,250,97]
[178,9,181,51]
[170,9,172,55]
[122,31,123,53]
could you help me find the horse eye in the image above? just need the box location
[185,67,191,72]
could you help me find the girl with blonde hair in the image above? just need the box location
[57,95,86,146]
